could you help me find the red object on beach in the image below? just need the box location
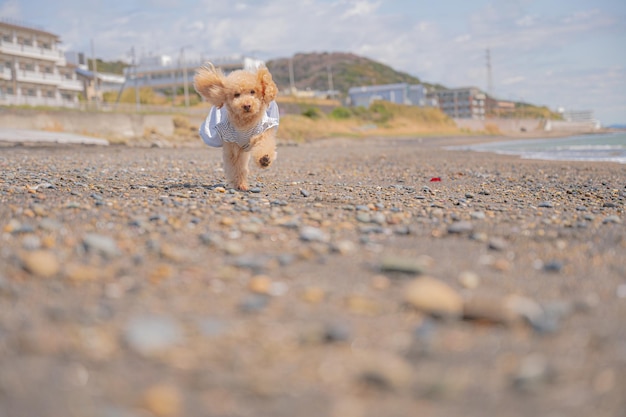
[429,177,442,182]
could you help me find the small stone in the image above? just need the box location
[249,187,261,193]
[404,276,463,318]
[238,294,270,313]
[538,201,553,208]
[301,287,326,304]
[356,212,371,223]
[513,354,552,392]
[248,275,272,294]
[21,235,42,250]
[160,244,188,262]
[488,237,508,251]
[199,232,223,246]
[603,215,621,224]
[371,212,387,225]
[356,351,414,391]
[462,296,520,325]
[196,318,226,338]
[492,258,511,271]
[323,322,351,343]
[345,295,380,315]
[470,211,485,220]
[300,321,351,344]
[300,189,310,197]
[458,271,480,289]
[447,221,473,234]
[65,263,102,283]
[124,315,183,356]
[141,384,182,417]
[380,255,424,275]
[223,241,245,256]
[617,284,626,299]
[299,226,329,243]
[21,250,60,278]
[371,275,391,290]
[505,295,545,327]
[543,260,563,273]
[331,240,356,255]
[83,234,121,258]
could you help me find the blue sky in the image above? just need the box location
[2,0,625,124]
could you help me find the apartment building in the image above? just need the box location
[435,87,486,119]
[131,54,265,90]
[0,19,82,107]
[347,83,438,108]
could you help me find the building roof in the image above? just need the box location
[76,67,125,84]
[0,19,60,40]
[348,83,409,94]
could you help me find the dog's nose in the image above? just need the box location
[243,104,251,112]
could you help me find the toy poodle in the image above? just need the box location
[194,63,279,191]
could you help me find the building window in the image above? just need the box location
[2,34,11,42]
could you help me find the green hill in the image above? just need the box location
[266,52,434,93]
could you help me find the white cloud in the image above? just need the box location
[515,15,535,27]
[340,0,381,20]
[501,76,526,85]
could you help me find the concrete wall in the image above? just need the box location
[0,108,176,140]
[454,118,543,133]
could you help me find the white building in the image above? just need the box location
[348,83,438,108]
[0,19,82,107]
[130,54,265,90]
[435,87,486,119]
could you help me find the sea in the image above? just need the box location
[448,132,626,164]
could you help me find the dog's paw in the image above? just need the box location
[259,154,271,168]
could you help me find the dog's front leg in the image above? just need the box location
[223,142,251,190]
[250,129,277,168]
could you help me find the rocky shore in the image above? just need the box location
[0,136,624,417]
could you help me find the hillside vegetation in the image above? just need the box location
[277,99,461,141]
[267,52,435,93]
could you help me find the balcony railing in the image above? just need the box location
[0,40,65,63]
[59,78,83,91]
[0,67,11,80]
[16,69,63,85]
[0,93,79,108]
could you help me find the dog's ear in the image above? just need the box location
[193,63,227,108]
[257,67,277,104]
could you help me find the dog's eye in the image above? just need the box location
[250,90,255,95]
[234,93,241,98]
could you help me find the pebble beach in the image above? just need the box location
[1,135,625,417]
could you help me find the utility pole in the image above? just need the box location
[91,39,99,110]
[288,57,296,95]
[181,47,189,108]
[131,46,140,111]
[486,48,493,117]
[486,48,493,97]
[327,64,334,96]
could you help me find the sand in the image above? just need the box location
[0,135,624,417]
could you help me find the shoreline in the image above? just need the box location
[0,136,624,417]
